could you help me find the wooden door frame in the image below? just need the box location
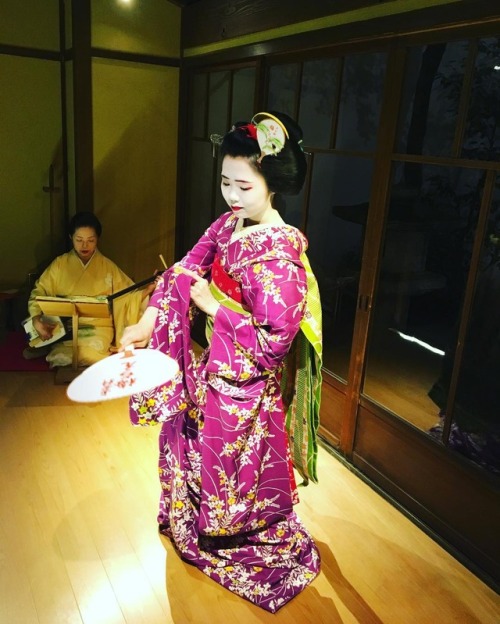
[340,44,407,455]
[179,15,500,590]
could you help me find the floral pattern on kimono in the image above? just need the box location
[129,212,320,612]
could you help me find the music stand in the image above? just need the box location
[36,296,111,374]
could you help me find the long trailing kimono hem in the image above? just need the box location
[129,212,321,612]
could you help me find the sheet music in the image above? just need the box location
[22,315,66,348]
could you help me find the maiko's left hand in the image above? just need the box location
[178,267,220,318]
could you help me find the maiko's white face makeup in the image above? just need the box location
[220,156,273,224]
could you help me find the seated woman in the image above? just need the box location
[25,211,148,367]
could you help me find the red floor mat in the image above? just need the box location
[0,331,50,372]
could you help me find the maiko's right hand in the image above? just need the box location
[119,323,151,350]
[119,306,158,351]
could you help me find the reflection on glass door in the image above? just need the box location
[364,164,484,432]
[431,178,500,474]
[362,36,500,476]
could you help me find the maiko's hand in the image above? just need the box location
[178,267,220,318]
[119,306,158,350]
[120,323,150,349]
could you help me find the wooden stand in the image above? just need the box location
[36,297,111,375]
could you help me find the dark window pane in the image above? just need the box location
[214,154,227,219]
[279,192,305,230]
[191,72,207,138]
[306,154,372,380]
[299,58,339,148]
[397,42,468,157]
[446,179,500,474]
[267,63,299,117]
[207,71,230,137]
[364,164,484,432]
[462,37,500,161]
[231,67,256,124]
[182,140,214,254]
[336,52,387,151]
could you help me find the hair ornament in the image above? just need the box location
[251,112,289,160]
[240,123,258,141]
[210,133,224,144]
[210,133,224,157]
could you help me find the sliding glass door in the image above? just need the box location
[179,27,500,585]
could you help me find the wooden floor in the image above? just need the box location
[0,371,498,624]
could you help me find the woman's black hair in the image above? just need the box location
[68,211,102,237]
[219,111,307,196]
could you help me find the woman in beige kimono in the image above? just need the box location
[26,212,147,367]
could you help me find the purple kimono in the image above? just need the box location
[129,212,320,612]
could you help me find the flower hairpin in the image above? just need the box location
[251,112,289,161]
[210,133,224,157]
[209,113,289,161]
[239,123,258,141]
[210,133,224,144]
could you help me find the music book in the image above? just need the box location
[22,315,67,348]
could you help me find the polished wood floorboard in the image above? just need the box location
[0,371,498,624]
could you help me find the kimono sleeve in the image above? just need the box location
[149,215,225,308]
[28,257,62,317]
[206,257,307,381]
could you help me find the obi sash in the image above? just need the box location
[211,254,243,304]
